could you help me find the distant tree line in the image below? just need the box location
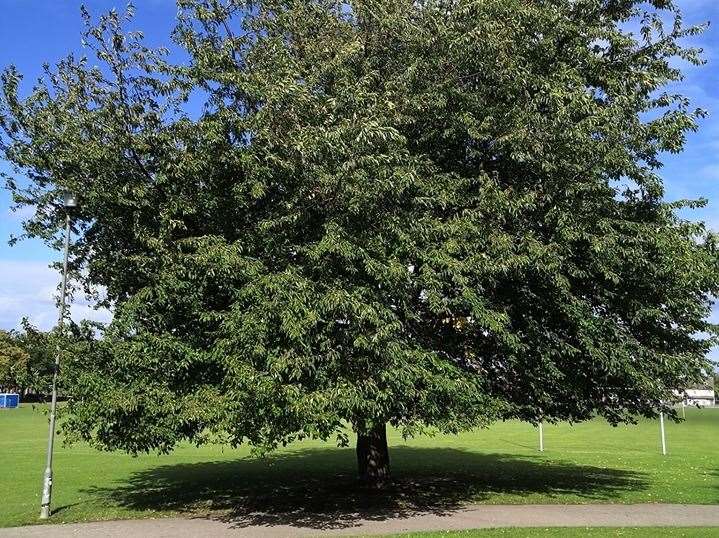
[0,320,96,401]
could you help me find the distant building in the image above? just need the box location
[684,389,715,407]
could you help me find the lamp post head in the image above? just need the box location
[62,192,78,209]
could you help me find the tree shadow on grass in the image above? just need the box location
[83,447,648,530]
[711,469,719,493]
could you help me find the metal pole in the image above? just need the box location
[40,212,71,519]
[538,421,544,452]
[659,412,667,456]
[681,401,686,420]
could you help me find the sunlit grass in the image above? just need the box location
[383,529,719,538]
[1,404,717,528]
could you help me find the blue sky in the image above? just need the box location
[0,0,179,329]
[1,1,719,360]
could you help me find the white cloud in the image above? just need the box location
[6,204,36,221]
[0,260,111,331]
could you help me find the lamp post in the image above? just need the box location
[39,191,77,520]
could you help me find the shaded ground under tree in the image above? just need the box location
[80,447,648,531]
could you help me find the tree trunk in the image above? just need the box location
[356,422,390,489]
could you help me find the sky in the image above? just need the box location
[0,0,179,330]
[1,1,719,361]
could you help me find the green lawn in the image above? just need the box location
[386,529,719,538]
[1,405,717,529]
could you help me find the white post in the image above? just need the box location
[538,421,544,452]
[681,401,685,420]
[659,412,667,456]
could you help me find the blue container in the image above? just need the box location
[0,393,20,408]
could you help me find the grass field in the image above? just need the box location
[388,529,719,537]
[1,404,717,530]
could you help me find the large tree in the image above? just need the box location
[2,0,718,486]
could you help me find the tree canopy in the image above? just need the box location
[2,0,718,485]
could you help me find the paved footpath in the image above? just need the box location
[2,504,719,537]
